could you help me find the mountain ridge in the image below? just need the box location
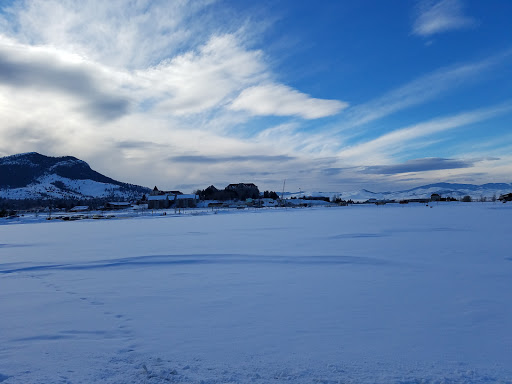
[0,152,150,200]
[288,182,512,202]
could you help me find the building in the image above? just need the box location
[69,205,89,212]
[174,194,198,208]
[225,183,260,200]
[147,191,198,209]
[148,195,171,209]
[105,202,132,210]
[150,186,183,196]
[430,193,441,201]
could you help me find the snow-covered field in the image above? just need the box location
[1,203,511,383]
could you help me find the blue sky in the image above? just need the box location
[0,0,511,192]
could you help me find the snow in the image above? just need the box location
[289,183,512,202]
[0,174,131,200]
[1,203,511,383]
[175,194,198,200]
[48,159,87,171]
[148,195,169,201]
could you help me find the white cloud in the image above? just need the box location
[337,102,512,165]
[339,54,507,130]
[229,83,348,119]
[412,0,476,37]
[1,1,346,120]
[0,36,133,121]
[0,0,215,69]
[140,34,268,116]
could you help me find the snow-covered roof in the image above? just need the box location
[148,195,169,201]
[69,205,89,211]
[176,194,197,199]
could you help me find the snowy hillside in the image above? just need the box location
[0,152,150,200]
[289,182,512,202]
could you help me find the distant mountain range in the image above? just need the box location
[1,152,511,203]
[0,152,150,200]
[288,182,512,202]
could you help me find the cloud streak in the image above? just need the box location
[362,157,474,175]
[339,53,510,130]
[337,102,512,164]
[169,154,296,164]
[0,0,215,69]
[412,0,476,37]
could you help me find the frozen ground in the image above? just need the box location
[1,203,511,383]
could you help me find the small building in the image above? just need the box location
[225,183,260,200]
[69,205,89,212]
[175,194,198,208]
[150,186,183,196]
[148,195,171,209]
[430,193,441,201]
[404,198,430,204]
[105,202,132,210]
[147,192,198,209]
[365,198,396,205]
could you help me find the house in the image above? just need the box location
[225,183,260,200]
[147,191,198,209]
[403,198,430,204]
[150,186,183,196]
[105,202,132,210]
[430,193,441,201]
[226,182,258,190]
[498,193,512,202]
[174,194,198,208]
[69,205,89,212]
[148,194,171,209]
[365,198,396,205]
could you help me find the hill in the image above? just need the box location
[0,152,150,201]
[288,182,512,202]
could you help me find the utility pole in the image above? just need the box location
[281,179,286,207]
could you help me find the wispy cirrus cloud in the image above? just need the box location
[412,0,476,37]
[362,157,474,175]
[337,102,512,164]
[140,34,268,116]
[169,154,296,164]
[114,140,169,150]
[0,0,215,69]
[339,52,511,130]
